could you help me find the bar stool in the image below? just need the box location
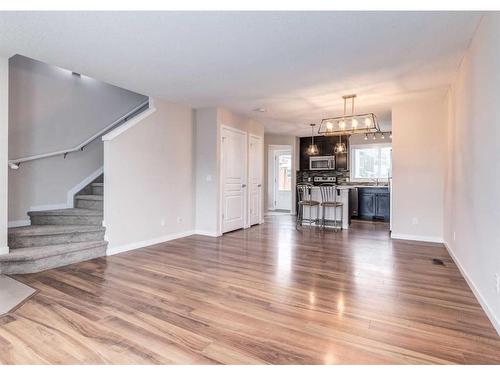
[296,183,320,230]
[319,183,343,231]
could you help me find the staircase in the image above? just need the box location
[0,177,107,274]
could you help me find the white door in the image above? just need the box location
[221,127,247,233]
[274,150,292,210]
[249,135,263,226]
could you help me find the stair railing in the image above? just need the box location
[8,97,151,169]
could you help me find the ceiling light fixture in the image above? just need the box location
[318,94,379,135]
[307,124,319,155]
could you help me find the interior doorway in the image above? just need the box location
[268,146,292,212]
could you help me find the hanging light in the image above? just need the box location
[372,133,377,140]
[364,133,368,141]
[389,132,392,139]
[307,123,319,155]
[381,133,385,139]
[334,135,347,154]
[318,94,380,135]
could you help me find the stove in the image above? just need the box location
[313,176,336,184]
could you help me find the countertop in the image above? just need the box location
[310,184,389,190]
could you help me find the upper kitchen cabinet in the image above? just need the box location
[299,135,349,170]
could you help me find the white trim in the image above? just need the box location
[106,229,195,256]
[194,230,221,237]
[0,246,9,255]
[66,166,103,207]
[390,232,443,243]
[102,105,156,141]
[8,219,31,228]
[444,241,500,336]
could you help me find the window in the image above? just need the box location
[278,154,291,191]
[350,143,392,181]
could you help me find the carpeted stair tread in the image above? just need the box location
[0,241,108,262]
[28,208,103,216]
[75,195,103,201]
[8,225,104,237]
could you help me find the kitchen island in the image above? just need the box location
[299,184,389,229]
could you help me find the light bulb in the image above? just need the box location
[352,118,358,129]
[389,133,392,139]
[339,120,346,129]
[326,121,333,131]
[372,133,376,140]
[364,117,372,127]
[364,134,368,141]
[381,133,385,139]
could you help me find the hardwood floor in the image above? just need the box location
[1,215,499,364]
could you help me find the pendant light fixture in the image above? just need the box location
[334,135,346,154]
[307,123,319,155]
[318,94,380,135]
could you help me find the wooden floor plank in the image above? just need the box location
[3,215,499,364]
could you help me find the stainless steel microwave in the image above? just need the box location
[309,155,335,170]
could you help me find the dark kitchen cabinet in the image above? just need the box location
[358,191,375,217]
[358,188,390,221]
[299,135,349,170]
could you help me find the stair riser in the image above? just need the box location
[30,215,103,226]
[75,199,103,211]
[8,231,105,249]
[0,245,107,274]
[92,186,103,195]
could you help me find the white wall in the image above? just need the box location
[0,56,8,254]
[194,108,265,235]
[194,108,219,235]
[264,133,298,213]
[103,99,194,254]
[392,92,447,243]
[8,55,147,223]
[444,14,500,334]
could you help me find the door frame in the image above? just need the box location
[248,133,264,225]
[268,144,293,212]
[219,125,248,235]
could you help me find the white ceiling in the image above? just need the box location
[0,11,482,136]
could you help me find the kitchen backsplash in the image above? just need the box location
[297,170,350,185]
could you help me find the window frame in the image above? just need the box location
[349,142,392,182]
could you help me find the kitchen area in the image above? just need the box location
[295,95,392,231]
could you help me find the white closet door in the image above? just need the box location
[221,127,247,233]
[249,135,263,226]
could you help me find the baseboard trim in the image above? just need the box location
[67,166,103,207]
[0,246,9,255]
[194,230,221,237]
[444,241,500,336]
[390,232,443,244]
[8,219,31,228]
[106,230,195,256]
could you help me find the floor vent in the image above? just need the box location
[432,258,445,266]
